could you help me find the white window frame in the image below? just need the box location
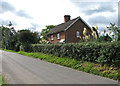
[57,33,60,39]
[76,31,80,38]
[51,35,54,41]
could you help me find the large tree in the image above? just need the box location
[17,29,40,44]
[40,25,56,40]
[1,25,17,50]
[17,29,40,51]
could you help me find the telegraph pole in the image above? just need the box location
[118,1,120,26]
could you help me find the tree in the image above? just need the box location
[1,25,17,50]
[40,25,56,40]
[17,29,40,52]
[1,21,41,51]
[17,30,40,44]
[107,23,120,41]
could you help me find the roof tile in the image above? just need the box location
[47,17,78,35]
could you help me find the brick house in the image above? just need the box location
[47,15,92,44]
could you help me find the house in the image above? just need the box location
[47,15,92,44]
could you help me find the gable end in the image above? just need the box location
[64,16,91,31]
[64,17,79,31]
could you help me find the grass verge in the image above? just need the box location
[3,49,120,81]
[0,75,7,86]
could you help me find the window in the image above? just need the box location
[76,31,80,38]
[51,35,53,41]
[57,33,60,39]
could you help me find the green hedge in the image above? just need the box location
[30,41,120,67]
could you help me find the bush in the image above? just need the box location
[20,43,33,52]
[31,41,120,67]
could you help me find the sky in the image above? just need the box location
[0,0,119,34]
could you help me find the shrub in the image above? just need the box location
[20,43,33,52]
[31,41,120,67]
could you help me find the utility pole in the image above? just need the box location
[118,1,120,26]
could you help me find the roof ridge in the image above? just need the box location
[64,17,80,31]
[57,17,78,26]
[47,16,91,35]
[47,17,78,35]
[78,16,91,30]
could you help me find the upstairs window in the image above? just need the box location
[76,31,80,38]
[51,35,53,41]
[57,33,60,39]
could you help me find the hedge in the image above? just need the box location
[28,41,120,67]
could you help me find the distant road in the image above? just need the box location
[0,50,118,84]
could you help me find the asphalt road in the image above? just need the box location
[0,50,118,84]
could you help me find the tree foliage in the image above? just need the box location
[40,25,56,40]
[107,23,120,41]
[17,29,40,51]
[0,25,17,50]
[17,30,39,44]
[0,22,40,51]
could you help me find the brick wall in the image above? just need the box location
[47,31,65,44]
[66,19,91,43]
[47,18,92,44]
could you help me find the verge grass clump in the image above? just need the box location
[0,75,7,86]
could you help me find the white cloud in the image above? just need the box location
[70,1,118,33]
[1,0,119,33]
[0,11,33,30]
[70,0,119,2]
[1,0,80,32]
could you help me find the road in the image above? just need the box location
[0,50,118,84]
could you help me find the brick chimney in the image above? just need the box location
[64,15,71,23]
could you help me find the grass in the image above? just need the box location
[3,49,120,81]
[0,75,7,86]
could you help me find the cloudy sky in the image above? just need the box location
[0,0,119,34]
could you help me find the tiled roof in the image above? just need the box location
[47,17,79,35]
[47,16,91,35]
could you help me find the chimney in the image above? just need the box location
[64,15,71,23]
